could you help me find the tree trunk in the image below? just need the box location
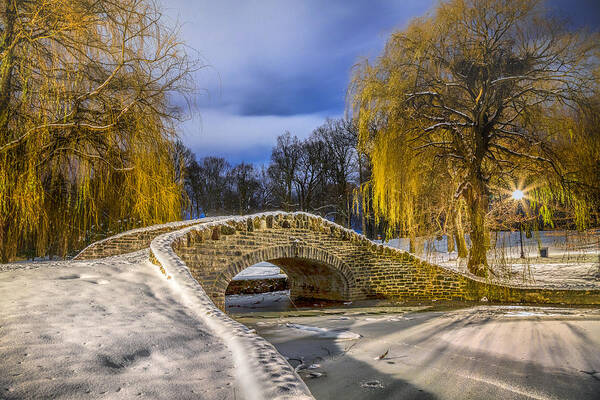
[411,236,424,256]
[358,153,367,235]
[454,231,468,258]
[285,179,292,211]
[360,205,367,236]
[0,220,9,263]
[453,210,468,258]
[446,232,455,252]
[465,180,489,276]
[346,190,351,228]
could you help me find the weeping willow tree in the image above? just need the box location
[355,115,469,254]
[529,89,600,229]
[0,0,196,261]
[568,96,600,216]
[350,0,599,276]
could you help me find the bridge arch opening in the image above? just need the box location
[208,246,354,310]
[225,262,289,296]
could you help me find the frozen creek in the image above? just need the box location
[232,292,600,400]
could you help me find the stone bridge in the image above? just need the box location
[76,212,600,309]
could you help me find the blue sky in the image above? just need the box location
[162,0,600,165]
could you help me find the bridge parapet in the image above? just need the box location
[73,217,226,260]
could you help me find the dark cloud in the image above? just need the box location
[235,69,343,116]
[548,0,600,29]
[170,0,431,115]
[161,0,433,162]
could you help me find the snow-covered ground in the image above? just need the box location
[284,323,361,340]
[382,230,600,289]
[0,251,311,400]
[232,262,286,281]
[227,290,294,313]
[440,256,600,289]
[382,230,600,257]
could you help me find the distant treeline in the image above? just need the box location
[174,118,382,237]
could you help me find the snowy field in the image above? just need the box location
[382,230,600,257]
[0,251,311,400]
[0,251,238,399]
[381,230,600,289]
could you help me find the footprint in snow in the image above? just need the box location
[57,274,80,280]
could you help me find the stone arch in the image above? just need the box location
[207,245,355,309]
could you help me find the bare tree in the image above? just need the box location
[294,139,327,211]
[315,119,358,227]
[198,157,231,215]
[254,164,275,211]
[185,159,204,218]
[268,132,301,210]
[229,163,260,215]
[172,140,195,186]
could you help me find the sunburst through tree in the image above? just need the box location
[349,0,600,276]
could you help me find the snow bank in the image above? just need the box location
[232,262,286,281]
[150,220,313,400]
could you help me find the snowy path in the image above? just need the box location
[0,251,283,399]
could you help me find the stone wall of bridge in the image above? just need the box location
[74,218,222,260]
[162,212,600,309]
